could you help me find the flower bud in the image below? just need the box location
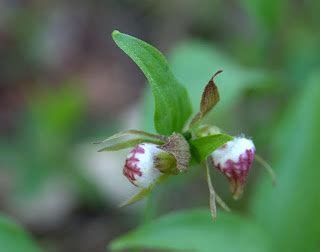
[210,136,255,199]
[123,143,169,188]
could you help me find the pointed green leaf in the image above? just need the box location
[119,187,152,208]
[112,30,192,135]
[0,215,41,252]
[96,129,166,151]
[119,175,168,207]
[190,134,233,161]
[109,209,271,252]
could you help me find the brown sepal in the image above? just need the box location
[159,133,191,172]
[190,70,222,128]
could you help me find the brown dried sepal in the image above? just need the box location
[190,70,222,127]
[159,133,191,172]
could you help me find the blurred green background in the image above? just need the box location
[0,0,319,251]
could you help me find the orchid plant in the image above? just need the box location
[96,30,274,219]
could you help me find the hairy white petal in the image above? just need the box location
[211,137,255,170]
[211,136,255,198]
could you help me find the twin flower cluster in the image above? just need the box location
[96,69,274,218]
[98,31,274,218]
[124,135,255,200]
[96,67,273,218]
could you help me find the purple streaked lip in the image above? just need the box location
[211,137,256,199]
[217,149,255,184]
[123,145,145,185]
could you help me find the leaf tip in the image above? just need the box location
[112,30,121,39]
[212,69,223,79]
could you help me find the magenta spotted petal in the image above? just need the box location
[211,137,255,199]
[123,143,163,188]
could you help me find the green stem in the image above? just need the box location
[255,154,277,186]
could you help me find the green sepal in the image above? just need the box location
[190,134,233,161]
[96,129,166,152]
[154,152,177,175]
[119,175,169,207]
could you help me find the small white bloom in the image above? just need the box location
[211,136,255,199]
[123,143,163,188]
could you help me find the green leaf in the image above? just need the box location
[119,175,169,207]
[190,134,233,161]
[112,30,192,135]
[251,73,320,251]
[96,129,166,151]
[0,215,41,252]
[109,209,271,252]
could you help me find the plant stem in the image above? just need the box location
[204,160,217,220]
[255,154,277,186]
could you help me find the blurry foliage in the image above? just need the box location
[251,73,320,251]
[1,9,44,81]
[1,83,101,204]
[284,28,320,86]
[240,0,288,29]
[0,215,41,252]
[111,209,271,252]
